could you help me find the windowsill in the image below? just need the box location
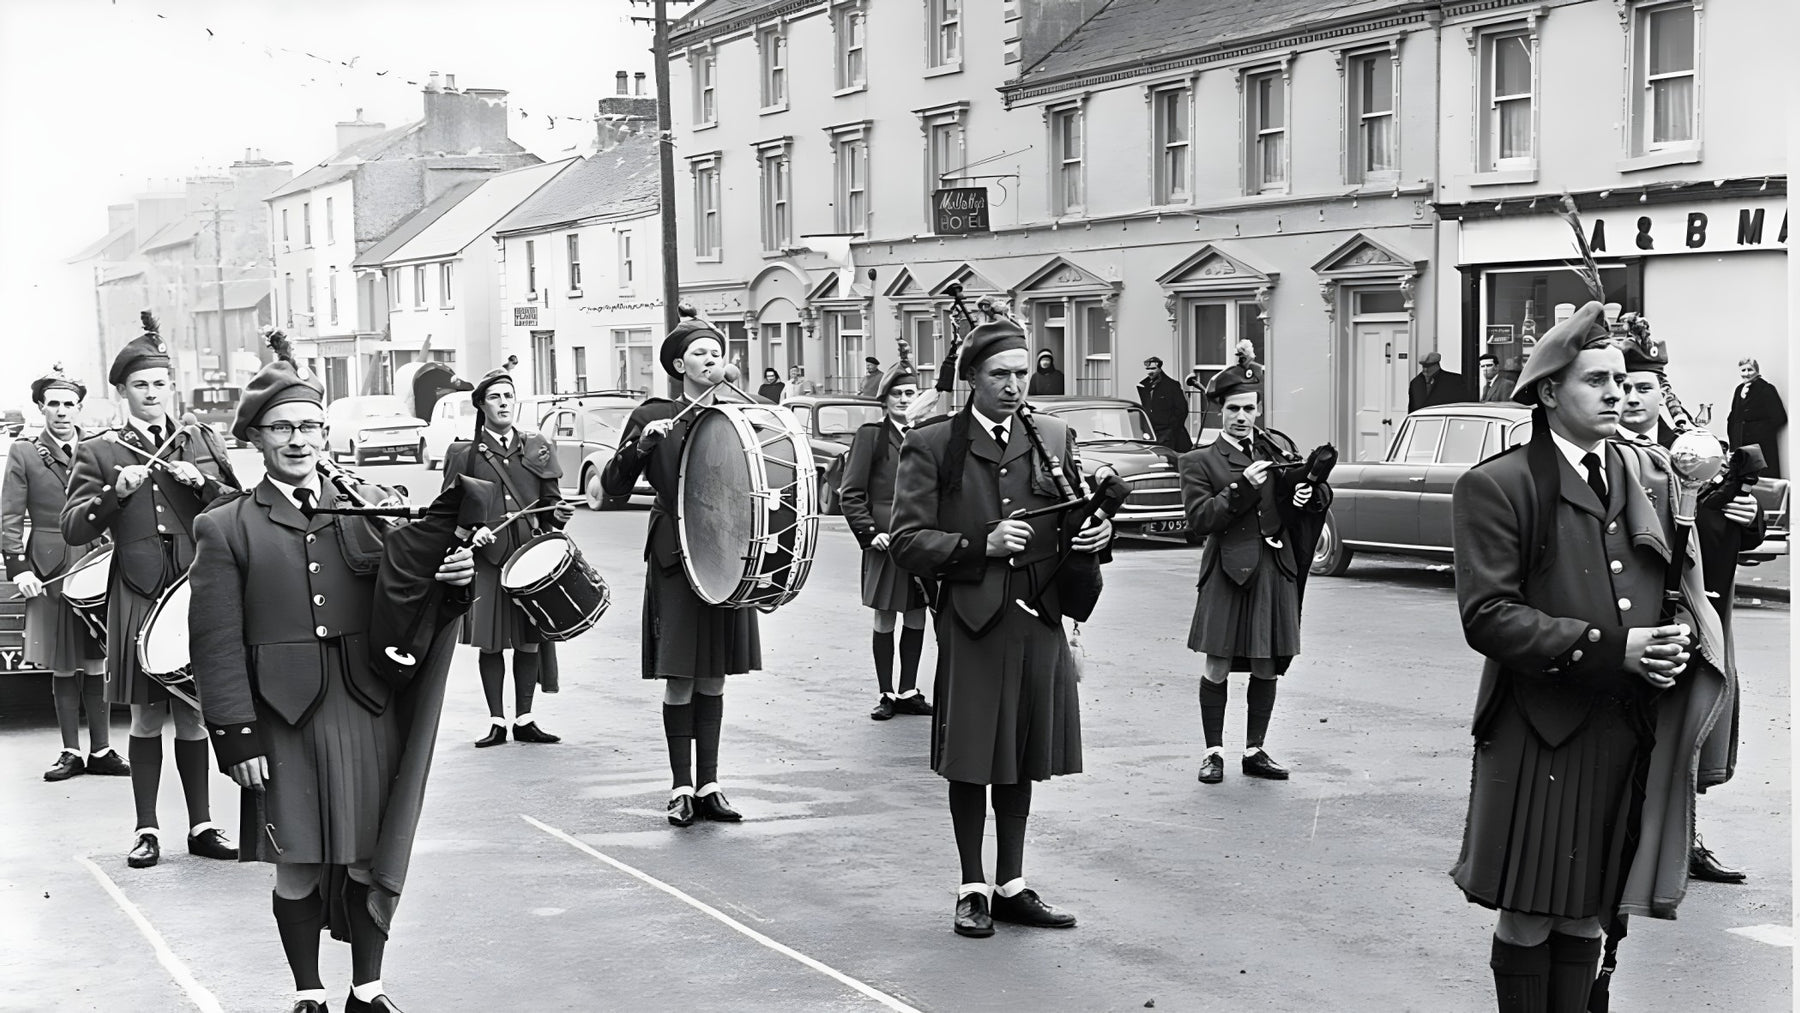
[759,104,789,115]
[694,120,718,132]
[566,288,583,299]
[834,84,867,97]
[1247,186,1291,198]
[696,254,723,264]
[1617,144,1702,173]
[1150,196,1193,210]
[1461,167,1539,187]
[923,63,962,78]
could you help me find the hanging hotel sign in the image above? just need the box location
[513,306,539,327]
[933,187,990,235]
[1460,198,1788,264]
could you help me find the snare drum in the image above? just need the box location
[500,532,610,641]
[61,545,113,645]
[676,401,819,610]
[137,574,199,707]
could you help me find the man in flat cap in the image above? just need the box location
[62,313,241,869]
[4,368,126,781]
[441,369,574,747]
[1449,301,1732,1010]
[858,356,884,398]
[602,316,758,827]
[191,337,477,1013]
[1179,360,1327,786]
[1407,350,1466,413]
[890,316,1112,939]
[1137,356,1193,452]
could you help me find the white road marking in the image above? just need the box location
[521,814,920,1013]
[76,855,225,1013]
[1728,924,1794,947]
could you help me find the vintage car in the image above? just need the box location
[1028,396,1191,541]
[1312,402,1790,575]
[0,578,37,674]
[325,395,428,465]
[533,393,653,509]
[422,396,478,469]
[784,395,886,515]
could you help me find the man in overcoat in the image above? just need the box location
[62,316,240,869]
[3,369,125,781]
[1449,301,1732,1011]
[1476,353,1513,403]
[1137,356,1193,452]
[1726,357,1785,478]
[191,348,477,1013]
[890,317,1112,939]
[1408,351,1466,412]
[441,370,574,747]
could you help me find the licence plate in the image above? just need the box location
[1144,519,1188,535]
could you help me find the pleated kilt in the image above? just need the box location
[1450,691,1646,919]
[243,644,401,866]
[931,605,1082,785]
[860,548,931,613]
[459,557,544,653]
[102,581,168,705]
[1187,545,1301,661]
[22,585,103,672]
[641,560,760,680]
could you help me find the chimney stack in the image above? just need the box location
[616,70,629,96]
[444,73,458,92]
[422,83,512,154]
[335,107,388,151]
[634,72,647,96]
[426,71,441,93]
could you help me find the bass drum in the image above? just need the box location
[676,401,819,610]
[61,545,113,645]
[137,573,199,708]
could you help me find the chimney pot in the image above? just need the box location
[634,71,647,96]
[616,70,629,95]
[444,73,457,91]
[244,148,254,161]
[426,71,440,93]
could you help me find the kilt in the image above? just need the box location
[1187,542,1301,661]
[459,557,544,652]
[22,585,103,672]
[931,605,1082,785]
[860,548,931,612]
[102,581,169,705]
[640,559,760,680]
[243,643,402,866]
[1450,691,1646,919]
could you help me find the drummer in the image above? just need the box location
[838,363,934,721]
[3,368,125,781]
[601,311,757,827]
[62,316,241,869]
[440,369,575,747]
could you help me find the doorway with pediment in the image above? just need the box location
[1156,245,1277,436]
[1312,233,1426,461]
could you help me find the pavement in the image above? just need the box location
[0,452,1789,1012]
[1737,555,1790,603]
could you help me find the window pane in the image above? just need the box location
[1651,76,1694,143]
[1193,304,1228,364]
[1084,303,1110,356]
[1649,5,1695,74]
[1497,98,1532,159]
[1494,34,1531,96]
[1439,419,1489,465]
[1237,302,1265,352]
[1259,133,1285,184]
[1363,116,1393,172]
[1258,76,1283,128]
[1402,418,1445,462]
[1360,57,1393,114]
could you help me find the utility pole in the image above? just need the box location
[630,0,695,336]
[211,202,227,386]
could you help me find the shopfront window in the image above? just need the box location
[1479,264,1636,382]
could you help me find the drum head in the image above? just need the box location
[680,410,757,605]
[139,576,191,676]
[501,534,570,593]
[62,547,112,604]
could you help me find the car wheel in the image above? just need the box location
[415,439,427,464]
[1311,512,1354,576]
[817,469,840,516]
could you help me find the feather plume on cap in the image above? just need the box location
[140,309,159,336]
[1557,194,1608,305]
[263,326,313,381]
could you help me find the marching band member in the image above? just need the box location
[190,345,478,1013]
[602,313,756,827]
[839,363,934,721]
[440,369,574,747]
[890,316,1112,938]
[62,315,240,868]
[4,368,124,781]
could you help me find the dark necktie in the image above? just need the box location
[148,425,163,448]
[294,487,316,517]
[61,444,72,461]
[992,424,1007,450]
[1581,452,1608,504]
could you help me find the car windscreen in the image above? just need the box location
[357,397,411,418]
[584,407,631,436]
[816,404,883,435]
[1052,406,1156,443]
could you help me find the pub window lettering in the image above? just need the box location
[1582,208,1788,254]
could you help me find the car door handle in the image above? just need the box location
[1407,476,1426,483]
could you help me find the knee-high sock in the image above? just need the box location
[693,692,723,788]
[82,674,111,753]
[663,702,694,789]
[898,626,925,695]
[52,675,82,751]
[948,781,987,885]
[271,890,325,992]
[1199,678,1227,750]
[513,651,540,719]
[344,880,387,987]
[992,781,1033,886]
[128,735,162,830]
[871,630,895,696]
[172,737,212,828]
[478,652,505,719]
[1245,677,1278,749]
[1546,933,1601,1013]
[1490,936,1550,1013]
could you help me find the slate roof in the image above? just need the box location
[374,159,578,266]
[193,280,274,313]
[138,216,203,254]
[68,222,135,263]
[494,137,659,237]
[350,180,483,269]
[267,121,423,200]
[670,0,815,46]
[1016,0,1431,87]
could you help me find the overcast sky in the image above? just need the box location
[0,0,655,391]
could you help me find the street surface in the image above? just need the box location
[1,450,1790,1012]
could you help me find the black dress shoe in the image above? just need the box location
[1690,840,1747,883]
[667,794,697,827]
[892,693,934,716]
[126,833,160,868]
[345,994,403,1013]
[292,1001,328,1013]
[188,827,238,860]
[512,721,561,744]
[1198,753,1224,784]
[870,697,895,721]
[954,892,994,938]
[697,789,742,822]
[1241,750,1289,780]
[86,751,131,776]
[473,724,507,748]
[992,888,1078,928]
[44,752,85,781]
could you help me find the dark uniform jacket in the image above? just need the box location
[839,420,906,549]
[890,412,1103,636]
[1137,371,1193,451]
[1180,433,1324,587]
[1408,369,1466,413]
[3,430,85,580]
[440,428,565,566]
[189,479,388,770]
[60,419,238,597]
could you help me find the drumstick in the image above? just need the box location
[495,503,562,529]
[103,432,182,474]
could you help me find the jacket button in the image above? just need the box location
[1607,522,1618,533]
[1002,498,1012,505]
[999,467,1008,476]
[155,505,163,512]
[1609,561,1623,574]
[1587,629,1601,642]
[308,562,321,573]
[157,524,167,533]
[313,594,325,606]
[1571,649,1584,662]
[315,625,328,638]
[102,485,112,492]
[1617,597,1632,611]
[305,534,316,544]
[214,728,224,736]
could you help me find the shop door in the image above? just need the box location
[532,330,556,393]
[1351,321,1410,462]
